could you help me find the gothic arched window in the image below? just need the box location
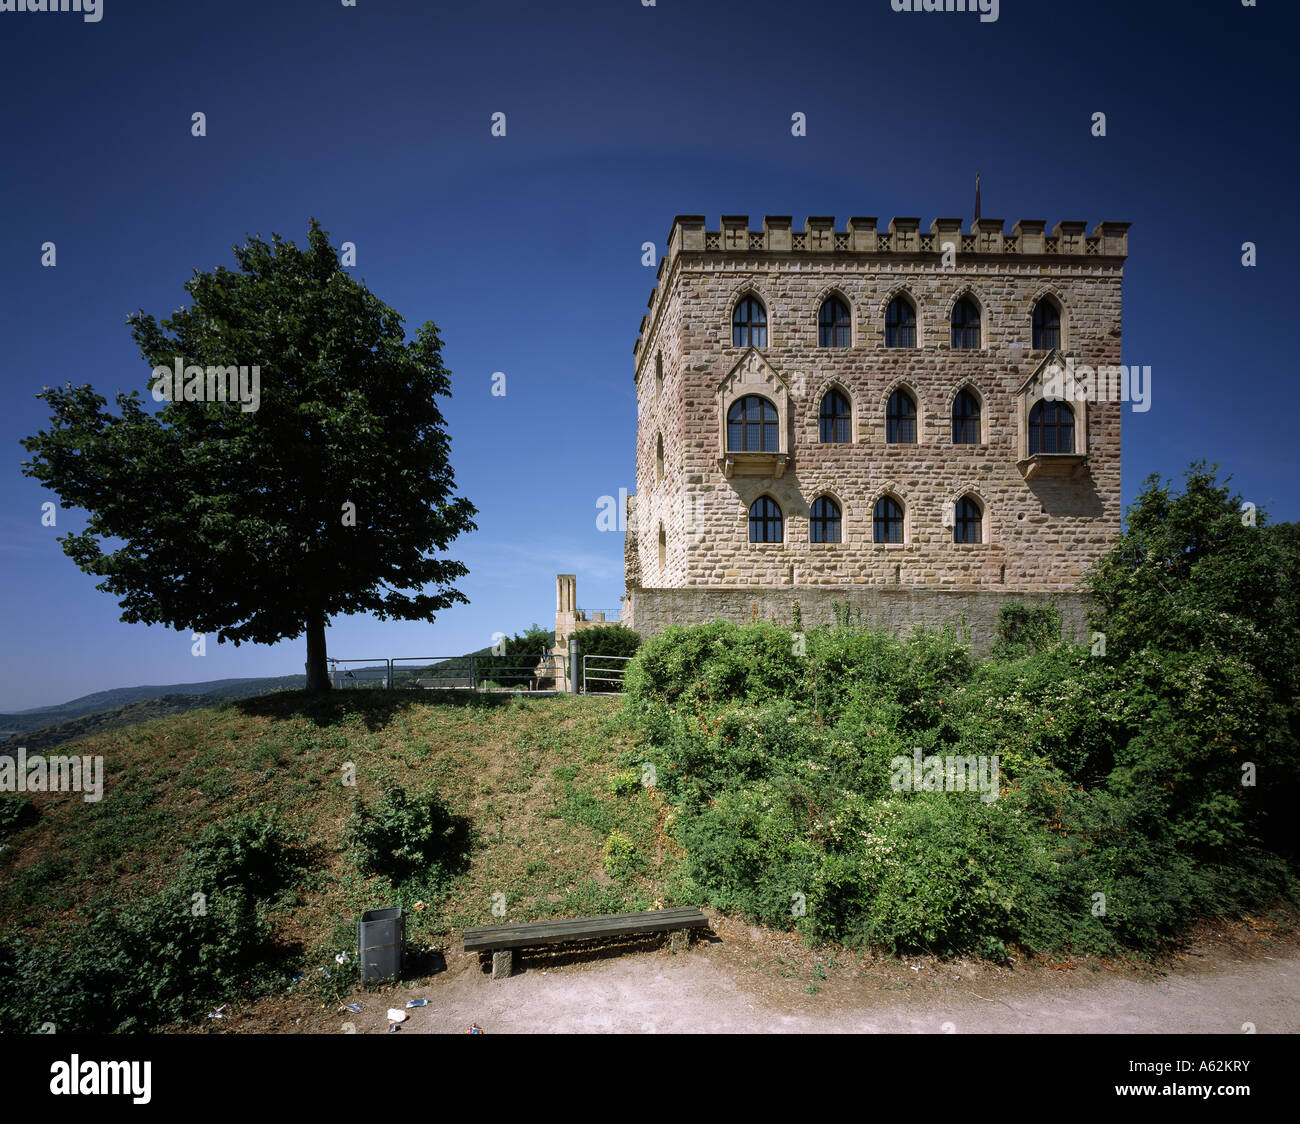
[952,388,981,445]
[810,496,842,543]
[818,296,851,348]
[886,389,917,444]
[885,295,917,348]
[873,496,904,543]
[749,496,783,543]
[1028,399,1075,454]
[818,389,851,443]
[1032,298,1061,350]
[954,495,983,543]
[951,298,981,349]
[733,294,767,348]
[727,395,779,452]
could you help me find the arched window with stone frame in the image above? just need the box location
[873,495,905,543]
[886,388,917,444]
[1028,399,1075,454]
[733,294,768,348]
[809,495,842,543]
[951,388,981,445]
[818,295,851,348]
[951,297,981,349]
[748,495,783,543]
[727,394,779,452]
[1031,297,1062,350]
[885,295,917,348]
[954,495,983,543]
[818,388,851,444]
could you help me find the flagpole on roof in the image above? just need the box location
[975,172,981,222]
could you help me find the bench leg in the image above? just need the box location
[669,928,691,953]
[492,950,514,979]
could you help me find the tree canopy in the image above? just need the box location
[21,219,477,690]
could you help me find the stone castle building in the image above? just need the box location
[565,213,1131,653]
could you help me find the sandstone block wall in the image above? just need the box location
[626,216,1129,603]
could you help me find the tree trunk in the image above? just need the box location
[304,613,331,693]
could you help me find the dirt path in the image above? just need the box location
[226,912,1300,1034]
[404,941,1299,1035]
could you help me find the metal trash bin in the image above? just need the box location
[358,907,404,985]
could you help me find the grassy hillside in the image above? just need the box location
[0,689,676,1032]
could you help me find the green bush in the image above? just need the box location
[619,477,1299,961]
[806,623,974,730]
[0,796,37,840]
[602,831,638,880]
[625,620,804,710]
[347,784,472,886]
[0,882,279,1033]
[675,779,821,928]
[608,769,640,797]
[181,810,310,900]
[828,793,1040,956]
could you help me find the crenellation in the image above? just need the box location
[634,215,1130,362]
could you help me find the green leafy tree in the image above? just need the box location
[573,623,641,691]
[21,220,476,691]
[476,624,556,688]
[1085,462,1298,699]
[1085,463,1300,854]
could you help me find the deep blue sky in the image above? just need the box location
[1,0,1296,710]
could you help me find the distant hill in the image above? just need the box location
[0,694,238,756]
[0,675,307,736]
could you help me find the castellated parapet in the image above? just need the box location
[621,213,1130,641]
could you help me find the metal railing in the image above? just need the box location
[582,653,633,694]
[328,659,392,689]
[331,654,568,693]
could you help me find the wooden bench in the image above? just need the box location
[464,907,709,979]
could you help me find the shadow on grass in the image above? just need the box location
[234,687,520,731]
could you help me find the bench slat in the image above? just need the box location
[464,908,707,953]
[464,908,706,947]
[465,907,703,939]
[465,906,701,939]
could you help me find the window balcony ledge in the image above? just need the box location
[1017,453,1088,481]
[721,451,789,479]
